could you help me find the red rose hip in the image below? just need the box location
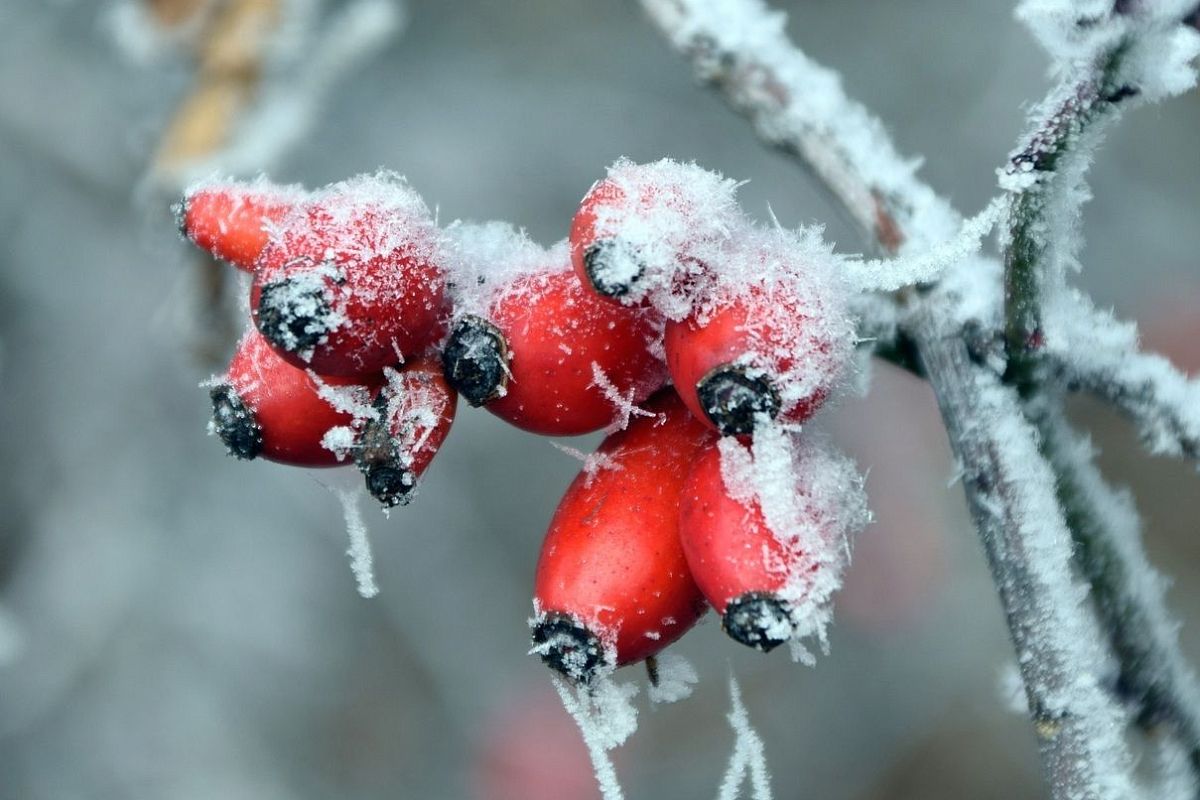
[251,172,448,378]
[665,263,854,436]
[179,180,302,271]
[210,330,381,467]
[678,434,869,652]
[441,263,665,436]
[530,390,714,682]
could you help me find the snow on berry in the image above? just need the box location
[570,158,743,318]
[352,354,457,508]
[250,171,448,378]
[441,224,666,436]
[208,328,382,467]
[679,424,869,660]
[665,225,857,436]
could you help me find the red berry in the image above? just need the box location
[569,159,740,309]
[441,264,665,436]
[210,330,381,467]
[353,354,457,507]
[665,267,854,436]
[251,173,447,378]
[678,434,868,652]
[179,180,301,271]
[530,390,714,682]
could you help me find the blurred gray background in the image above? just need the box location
[1,1,1198,798]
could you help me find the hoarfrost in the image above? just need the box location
[717,424,870,662]
[643,0,962,256]
[335,488,378,598]
[552,675,639,800]
[846,197,1004,292]
[441,221,559,317]
[716,675,772,800]
[1043,292,1200,460]
[590,362,655,434]
[549,442,624,488]
[646,654,698,704]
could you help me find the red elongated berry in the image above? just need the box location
[353,354,457,507]
[665,261,854,436]
[569,159,740,309]
[530,390,714,683]
[441,264,665,436]
[251,172,448,378]
[678,433,868,652]
[209,330,381,467]
[179,180,302,271]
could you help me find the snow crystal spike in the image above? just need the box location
[441,315,508,407]
[696,365,781,436]
[209,384,264,460]
[722,592,792,653]
[530,611,608,684]
[582,239,644,299]
[256,278,335,355]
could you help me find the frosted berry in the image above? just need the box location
[251,173,448,378]
[678,435,868,651]
[569,159,740,309]
[210,330,380,467]
[530,390,713,683]
[354,354,457,507]
[179,180,301,271]
[665,269,853,436]
[441,265,665,436]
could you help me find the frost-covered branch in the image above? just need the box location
[911,301,1140,800]
[1029,399,1200,776]
[1000,0,1200,386]
[638,0,960,263]
[1046,295,1200,461]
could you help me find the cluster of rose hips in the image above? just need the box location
[180,159,869,685]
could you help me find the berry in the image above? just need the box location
[678,434,868,652]
[250,173,447,378]
[209,330,381,467]
[530,390,713,683]
[441,264,665,436]
[354,355,457,507]
[568,159,740,310]
[179,180,301,271]
[664,253,854,436]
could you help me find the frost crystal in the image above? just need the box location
[646,654,698,704]
[717,675,772,800]
[552,675,639,800]
[335,488,378,598]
